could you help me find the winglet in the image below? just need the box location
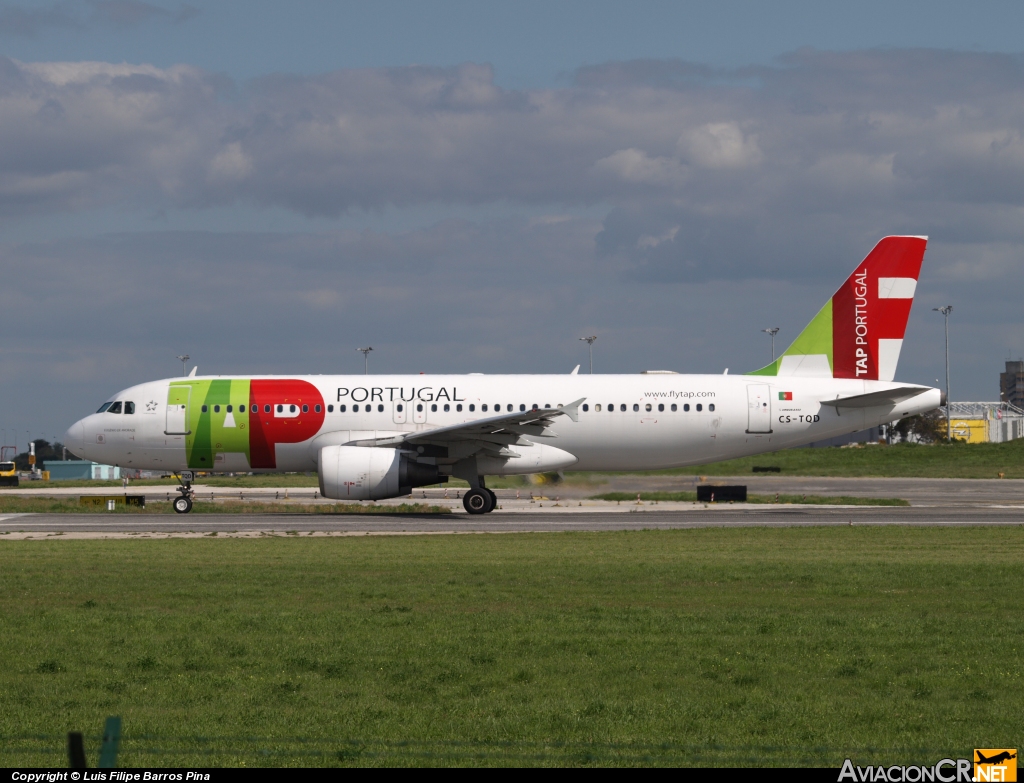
[188,366,198,377]
[556,397,586,423]
[570,364,580,375]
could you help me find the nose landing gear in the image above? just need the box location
[173,471,195,514]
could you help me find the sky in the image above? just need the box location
[2,0,1024,447]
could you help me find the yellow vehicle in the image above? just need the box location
[0,460,17,487]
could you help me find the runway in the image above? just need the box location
[1,504,1022,537]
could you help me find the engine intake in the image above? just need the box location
[318,445,443,501]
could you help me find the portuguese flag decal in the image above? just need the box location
[779,391,793,400]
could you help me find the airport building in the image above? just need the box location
[1000,360,1024,409]
[45,460,121,480]
[943,401,1024,443]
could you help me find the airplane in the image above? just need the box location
[64,236,941,515]
[976,752,1016,765]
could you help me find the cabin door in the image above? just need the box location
[746,384,772,434]
[165,386,191,435]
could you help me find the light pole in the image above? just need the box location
[762,327,781,362]
[579,336,597,374]
[357,347,373,375]
[933,305,952,441]
[176,355,190,377]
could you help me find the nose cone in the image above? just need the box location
[64,420,86,459]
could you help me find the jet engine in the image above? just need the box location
[318,445,443,501]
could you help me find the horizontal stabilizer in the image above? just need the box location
[820,387,926,409]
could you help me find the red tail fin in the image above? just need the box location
[832,236,927,381]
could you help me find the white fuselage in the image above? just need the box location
[65,373,941,474]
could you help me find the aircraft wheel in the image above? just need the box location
[485,488,497,510]
[173,495,193,514]
[463,488,493,515]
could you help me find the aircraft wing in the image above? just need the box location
[819,387,927,409]
[347,398,587,450]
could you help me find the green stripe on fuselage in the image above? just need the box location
[169,379,251,469]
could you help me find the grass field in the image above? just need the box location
[592,492,909,506]
[1,528,1021,767]
[622,439,1024,479]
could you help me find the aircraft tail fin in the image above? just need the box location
[750,236,927,381]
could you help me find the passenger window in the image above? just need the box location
[457,404,463,412]
[252,405,258,413]
[315,404,321,413]
[302,404,308,413]
[378,404,384,412]
[431,404,437,412]
[709,403,715,412]
[671,404,677,411]
[276,404,283,413]
[417,403,423,412]
[124,402,135,414]
[545,404,551,409]
[227,404,233,413]
[201,405,208,413]
[620,404,627,412]
[290,405,296,413]
[353,404,360,412]
[96,402,113,413]
[608,404,613,412]
[482,404,488,412]
[520,404,526,412]
[658,403,664,412]
[696,403,702,412]
[444,403,450,412]
[532,404,538,410]
[339,404,346,412]
[683,404,689,411]
[507,404,513,412]
[595,404,602,412]
[469,404,475,412]
[633,404,639,412]
[264,405,271,413]
[328,405,334,412]
[645,403,652,412]
[108,401,123,414]
[582,404,589,412]
[214,404,221,413]
[397,404,403,412]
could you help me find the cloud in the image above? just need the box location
[0,1,198,37]
[2,48,1024,433]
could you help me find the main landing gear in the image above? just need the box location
[173,471,194,514]
[463,486,498,515]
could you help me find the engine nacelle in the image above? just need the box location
[318,445,442,501]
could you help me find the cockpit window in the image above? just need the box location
[96,402,113,413]
[124,401,135,414]
[107,401,123,414]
